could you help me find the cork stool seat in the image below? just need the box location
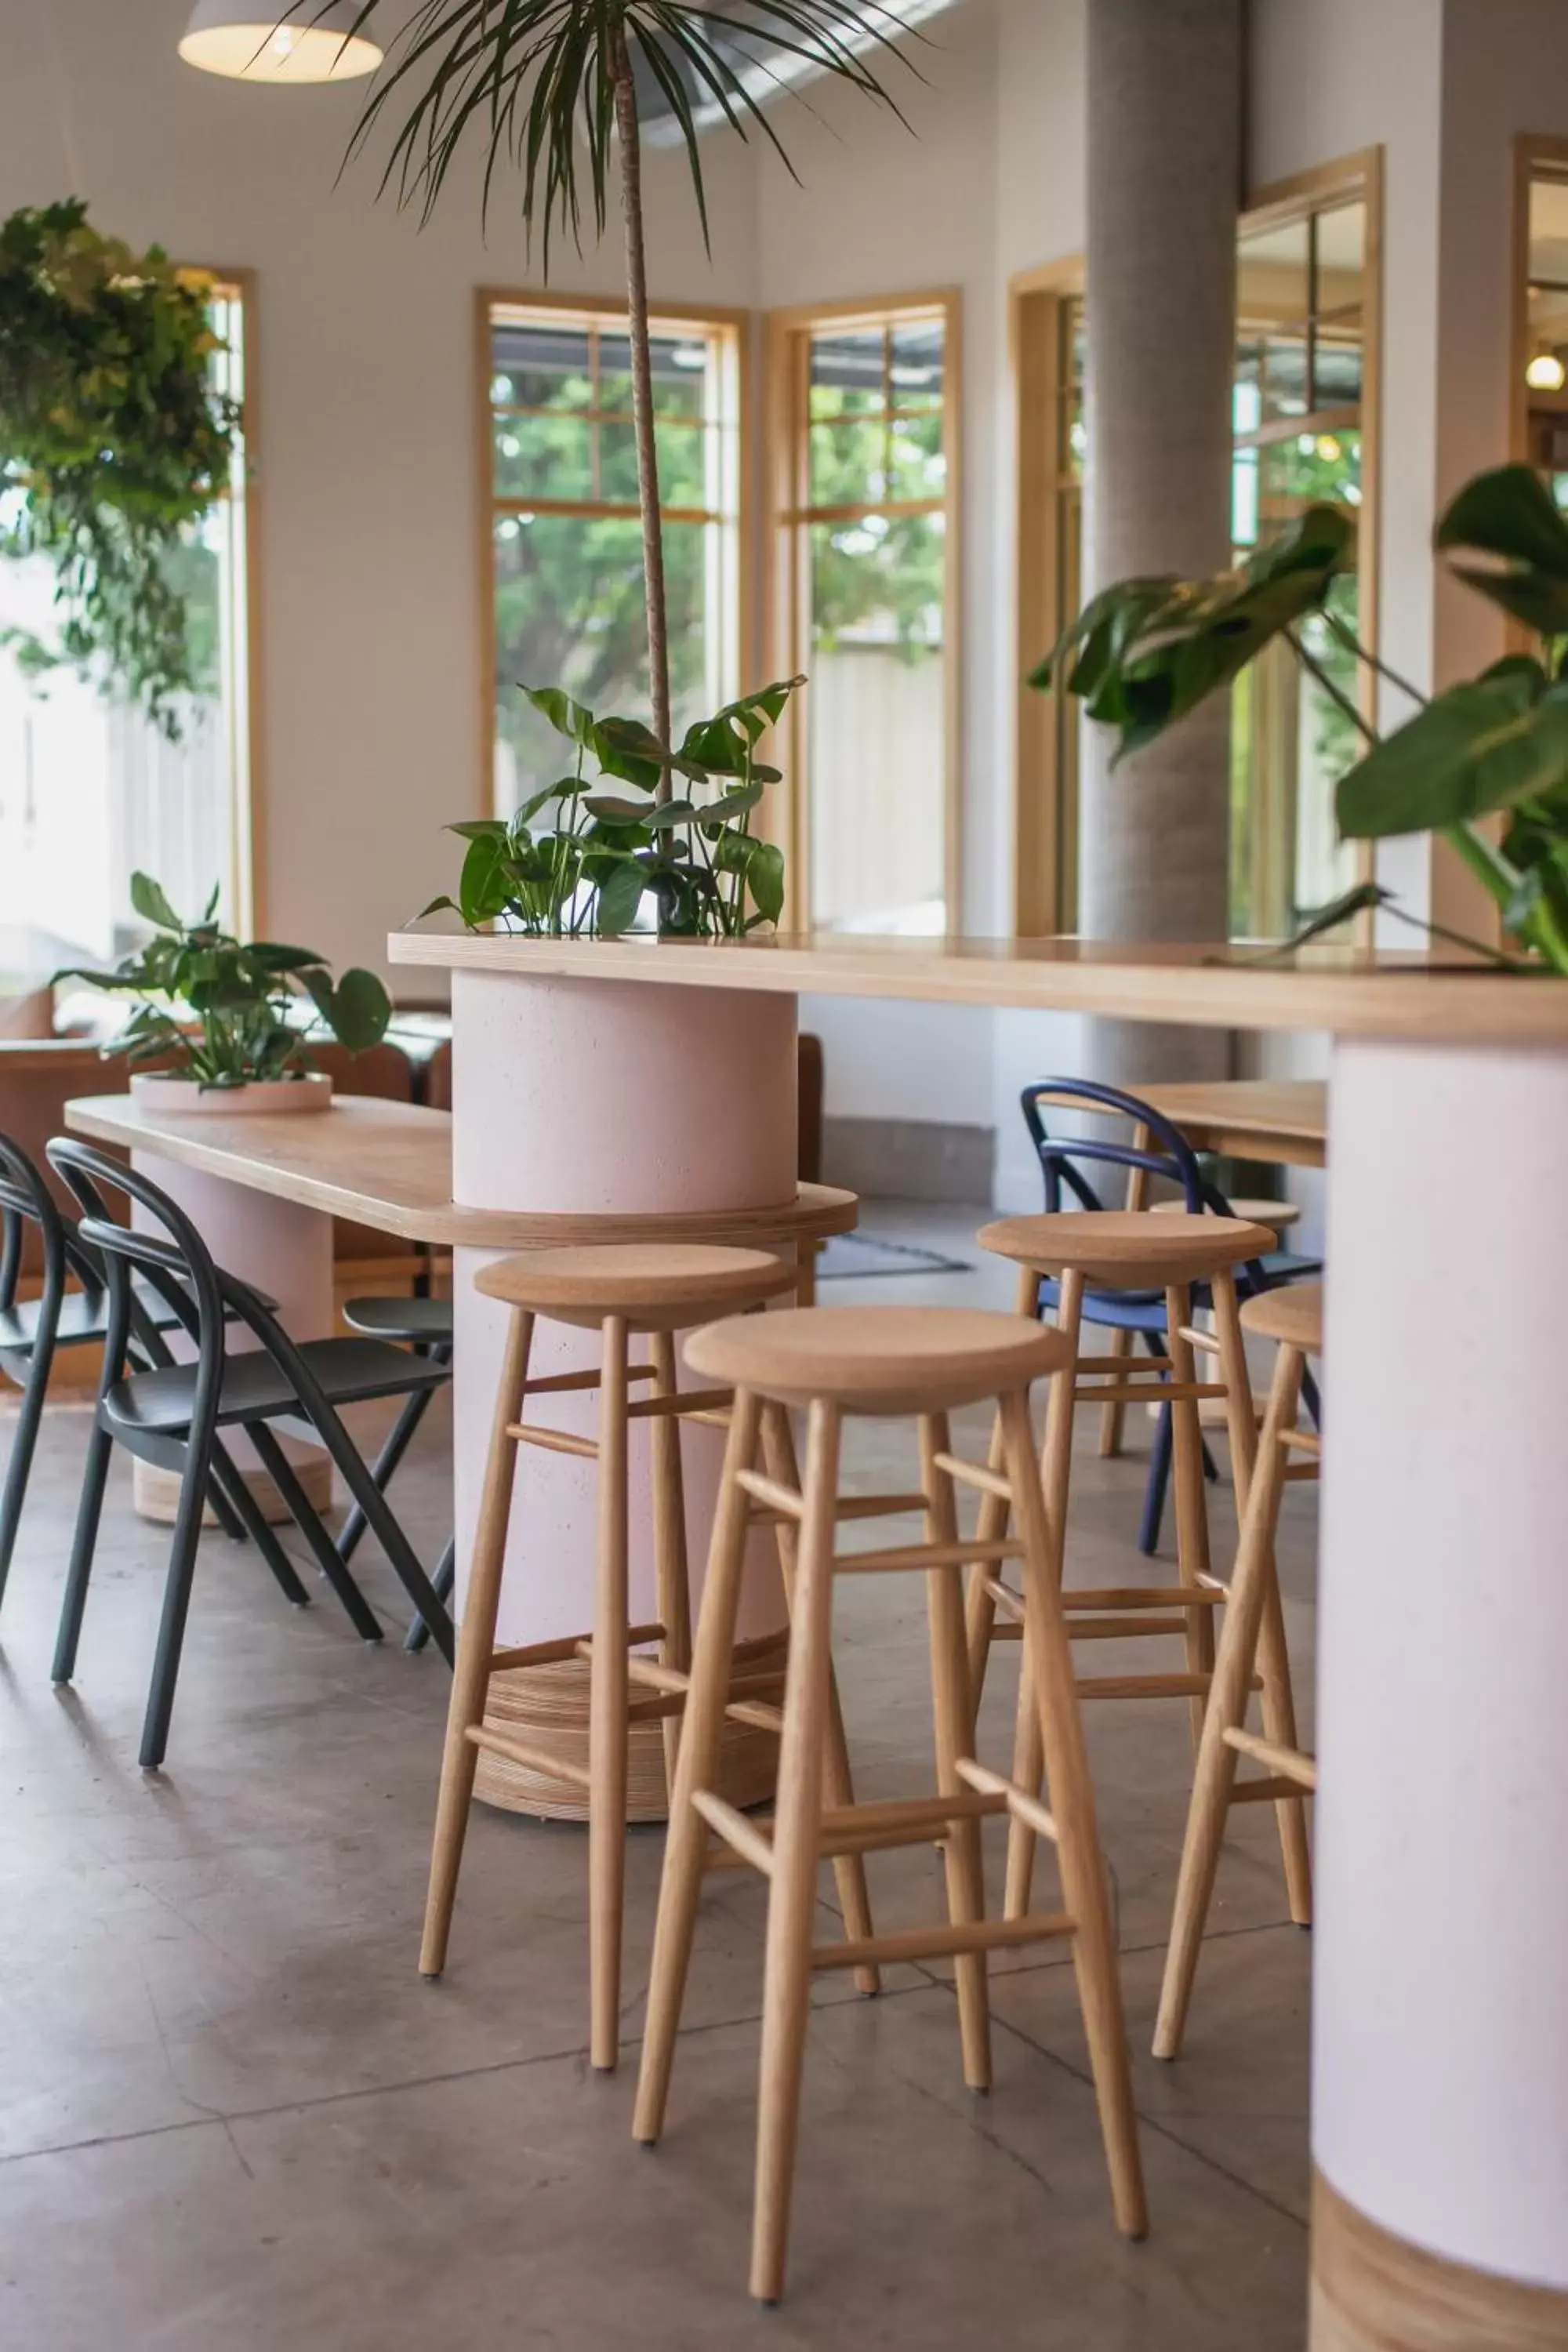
[421,1240,890,2078]
[633,1304,1147,2306]
[968,1211,1312,1935]
[1153,1281,1323,2061]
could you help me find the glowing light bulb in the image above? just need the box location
[268,23,296,53]
[1526,348,1566,392]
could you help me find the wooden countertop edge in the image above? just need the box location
[387,930,1568,1043]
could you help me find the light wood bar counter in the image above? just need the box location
[389,926,1568,2352]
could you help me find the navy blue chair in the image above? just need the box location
[1019,1079,1321,1553]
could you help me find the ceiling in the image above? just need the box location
[635,1,960,140]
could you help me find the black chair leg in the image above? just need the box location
[404,1534,454,1653]
[0,1337,55,1602]
[336,1374,441,1566]
[52,1418,116,1683]
[245,1425,383,1642]
[1301,1363,1322,1428]
[140,1430,218,1769]
[207,1443,311,1610]
[312,1411,453,1664]
[1139,1403,1174,1558]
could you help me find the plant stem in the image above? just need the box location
[611,25,672,790]
[1320,606,1429,711]
[1283,623,1381,746]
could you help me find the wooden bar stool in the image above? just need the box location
[968,1212,1312,1929]
[1154,1280,1321,2061]
[632,1303,1147,2306]
[419,1240,884,2076]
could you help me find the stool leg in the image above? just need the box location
[1153,1338,1305,2061]
[589,1313,630,2074]
[420,1305,533,1979]
[752,1397,841,2306]
[1165,1283,1217,1749]
[633,1387,764,2147]
[1000,1383,1148,2238]
[1005,1265,1083,1919]
[1211,1273,1312,1926]
[920,1409,992,2092]
[760,1400,880,1999]
[650,1327,691,1804]
[964,1263,1035,1715]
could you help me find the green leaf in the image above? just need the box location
[328,967,392,1054]
[130,870,183,932]
[416,894,460,921]
[746,838,786,924]
[1336,674,1568,838]
[519,682,596,745]
[448,818,510,841]
[593,861,647,936]
[1436,463,1568,637]
[584,792,656,823]
[701,779,765,827]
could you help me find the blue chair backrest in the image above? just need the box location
[1021,1078,1211,1214]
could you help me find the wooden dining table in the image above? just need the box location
[1135,1076,1327,1169]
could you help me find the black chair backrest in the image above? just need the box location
[0,1130,107,1323]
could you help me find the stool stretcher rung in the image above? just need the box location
[833,1537,1024,1575]
[1223,1725,1319,1790]
[1077,1671,1221,1700]
[725,1698,786,1734]
[813,1911,1075,1973]
[736,1468,928,1525]
[691,1788,775,1878]
[982,1575,1025,1623]
[820,1789,1007,1843]
[1177,1327,1220,1357]
[1282,1460,1320,1483]
[1070,1381,1227,1407]
[683,1408,734,1431]
[492,1621,666,1671]
[956,1755,1060,1846]
[626,1386,733,1421]
[520,1363,656,1398]
[464,1724,591,1788]
[1068,1613,1193,1640]
[628,1693,684,1723]
[1066,1585,1226,1612]
[1076,1353,1174,1375]
[1282,1426,1322,1457]
[506,1421,599,1460]
[931,1450,1012,1501]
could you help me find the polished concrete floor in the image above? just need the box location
[0,1208,1316,2348]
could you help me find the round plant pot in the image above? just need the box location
[129,1070,333,1115]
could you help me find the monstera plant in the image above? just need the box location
[291,0,919,935]
[1033,463,1568,975]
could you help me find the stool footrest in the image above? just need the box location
[834,1537,1024,1576]
[814,1912,1075,1973]
[1076,1353,1175,1375]
[726,1697,786,1734]
[982,1575,1025,1623]
[1282,1426,1322,1457]
[1076,1671,1221,1700]
[464,1723,592,1788]
[520,1363,657,1399]
[1224,1725,1318,1791]
[1282,1460,1320,1482]
[1070,1381,1227,1407]
[626,1386,733,1421]
[955,1755,1060,1846]
[1068,1585,1226,1611]
[735,1467,927,1526]
[1069,1613,1194,1640]
[506,1421,599,1460]
[490,1622,666,1671]
[932,1450,1012,1502]
[691,1788,775,1878]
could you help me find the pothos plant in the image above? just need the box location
[0,200,238,735]
[53,873,393,1090]
[424,677,798,936]
[292,0,918,933]
[1032,463,1568,974]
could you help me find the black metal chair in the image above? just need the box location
[46,1141,456,1769]
[340,1293,455,1652]
[0,1131,303,1607]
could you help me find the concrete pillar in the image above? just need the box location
[1081,0,1241,1084]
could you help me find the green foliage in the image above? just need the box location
[53,875,393,1089]
[419,678,801,938]
[0,200,239,733]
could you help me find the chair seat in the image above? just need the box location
[0,1280,184,1357]
[685,1304,1073,1414]
[1035,1250,1323,1331]
[475,1243,797,1331]
[102,1337,452,1440]
[1241,1280,1324,1354]
[342,1294,455,1345]
[981,1211,1276,1289]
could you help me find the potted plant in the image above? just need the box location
[1033,463,1568,974]
[291,0,919,935]
[0,199,238,736]
[53,872,393,1112]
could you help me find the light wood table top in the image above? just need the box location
[389,929,1568,1044]
[1135,1079,1327,1169]
[64,1094,858,1250]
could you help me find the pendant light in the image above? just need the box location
[1526,344,1566,393]
[179,2,382,82]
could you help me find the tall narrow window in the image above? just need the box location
[0,275,254,968]
[1517,148,1568,498]
[484,298,742,815]
[770,297,958,934]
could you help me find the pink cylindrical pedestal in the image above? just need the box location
[449,967,800,1818]
[1311,1036,1568,2343]
[129,1151,336,1523]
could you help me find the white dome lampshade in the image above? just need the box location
[179,2,383,82]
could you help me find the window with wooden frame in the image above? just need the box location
[481,293,744,818]
[1015,151,1381,942]
[1514,137,1568,491]
[768,294,960,935]
[0,271,257,963]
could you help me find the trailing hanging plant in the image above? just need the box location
[53,873,392,1090]
[1032,464,1568,975]
[421,677,800,937]
[292,0,919,928]
[0,198,239,735]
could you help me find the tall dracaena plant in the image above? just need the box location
[295,1,918,784]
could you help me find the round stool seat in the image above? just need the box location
[475,1243,797,1330]
[685,1304,1073,1415]
[978,1211,1276,1289]
[1152,1195,1300,1236]
[1240,1279,1323,1354]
